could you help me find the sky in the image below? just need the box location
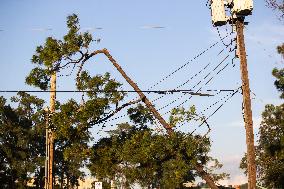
[0,0,283,186]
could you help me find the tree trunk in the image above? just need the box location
[195,164,218,189]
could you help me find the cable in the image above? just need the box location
[152,61,213,103]
[204,87,240,120]
[84,36,235,132]
[216,27,233,48]
[148,33,234,90]
[0,89,221,96]
[159,54,234,115]
[153,39,235,112]
[189,87,241,135]
[98,36,234,128]
[198,91,228,116]
[173,44,233,91]
[100,52,235,130]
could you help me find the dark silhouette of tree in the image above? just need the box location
[88,121,228,189]
[0,93,46,188]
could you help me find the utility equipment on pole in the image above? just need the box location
[232,0,253,16]
[209,0,256,188]
[211,0,228,26]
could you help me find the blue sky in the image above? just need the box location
[0,0,283,185]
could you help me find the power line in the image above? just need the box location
[97,37,235,126]
[200,87,240,122]
[188,87,241,135]
[152,61,213,103]
[148,32,234,90]
[216,27,233,48]
[159,54,235,115]
[77,37,235,130]
[152,39,235,111]
[0,89,233,96]
[99,52,236,127]
[152,41,235,108]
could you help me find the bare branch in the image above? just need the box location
[75,50,106,86]
[60,54,85,69]
[88,99,141,126]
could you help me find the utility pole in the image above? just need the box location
[210,1,256,188]
[102,49,173,134]
[48,72,56,189]
[44,107,49,189]
[236,19,256,189]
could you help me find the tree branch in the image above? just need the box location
[89,99,141,126]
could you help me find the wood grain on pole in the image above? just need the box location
[48,72,56,189]
[236,20,256,189]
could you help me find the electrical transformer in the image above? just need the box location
[232,0,253,16]
[211,0,227,26]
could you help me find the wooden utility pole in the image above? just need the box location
[101,48,219,189]
[47,72,56,189]
[102,49,173,133]
[44,107,49,189]
[210,0,255,187]
[236,19,256,189]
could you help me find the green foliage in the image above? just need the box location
[241,104,284,188]
[77,71,125,105]
[23,13,128,188]
[271,31,284,99]
[241,34,284,188]
[169,106,197,127]
[272,68,284,99]
[22,13,224,189]
[0,71,126,188]
[25,67,50,90]
[52,99,91,187]
[127,103,154,126]
[49,72,125,187]
[277,43,284,55]
[0,93,46,188]
[26,13,93,90]
[258,104,284,188]
[88,124,227,189]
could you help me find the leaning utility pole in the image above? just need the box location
[210,0,256,188]
[99,48,219,189]
[47,72,56,189]
[236,19,256,189]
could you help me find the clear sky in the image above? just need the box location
[0,0,283,185]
